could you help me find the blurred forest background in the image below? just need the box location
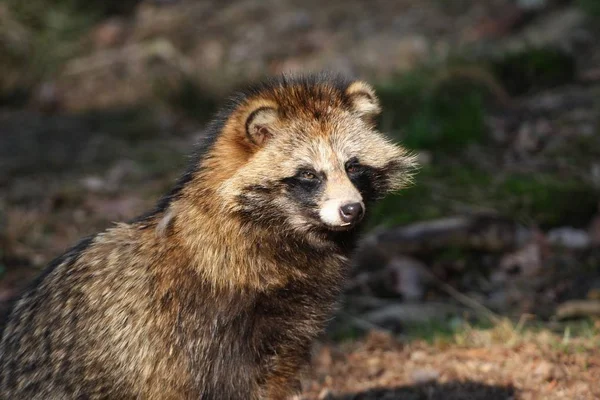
[1,0,600,398]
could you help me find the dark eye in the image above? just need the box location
[345,158,362,174]
[346,164,360,174]
[300,170,318,180]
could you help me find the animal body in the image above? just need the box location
[0,74,416,399]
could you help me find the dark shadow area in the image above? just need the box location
[0,108,159,178]
[0,107,199,189]
[330,381,516,400]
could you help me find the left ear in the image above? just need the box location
[245,106,278,147]
[345,81,381,122]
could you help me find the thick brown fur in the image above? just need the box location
[0,73,416,399]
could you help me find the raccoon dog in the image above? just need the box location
[0,74,416,399]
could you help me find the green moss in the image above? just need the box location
[367,164,489,228]
[368,164,599,229]
[376,69,489,152]
[436,246,471,263]
[404,316,469,344]
[499,175,598,228]
[405,91,485,150]
[579,0,600,18]
[491,48,576,96]
[551,319,600,341]
[368,185,436,228]
[326,322,365,343]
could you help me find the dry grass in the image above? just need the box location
[302,321,600,399]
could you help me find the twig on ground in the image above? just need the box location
[556,300,600,320]
[338,310,394,335]
[422,269,503,324]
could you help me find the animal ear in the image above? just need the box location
[345,81,381,122]
[245,106,278,147]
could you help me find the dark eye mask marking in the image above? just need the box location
[280,172,323,209]
[345,159,405,204]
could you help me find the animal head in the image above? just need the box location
[192,74,417,235]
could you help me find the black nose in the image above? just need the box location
[339,202,364,224]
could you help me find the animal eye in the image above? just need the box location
[345,161,361,174]
[300,170,317,180]
[346,165,359,174]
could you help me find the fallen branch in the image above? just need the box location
[63,38,193,77]
[555,300,600,320]
[338,311,395,335]
[422,268,503,324]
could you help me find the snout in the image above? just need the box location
[319,199,365,229]
[317,172,365,230]
[339,202,364,224]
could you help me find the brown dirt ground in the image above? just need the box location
[301,330,600,400]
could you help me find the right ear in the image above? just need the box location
[345,81,381,124]
[245,106,278,147]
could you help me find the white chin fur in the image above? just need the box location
[319,200,348,227]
